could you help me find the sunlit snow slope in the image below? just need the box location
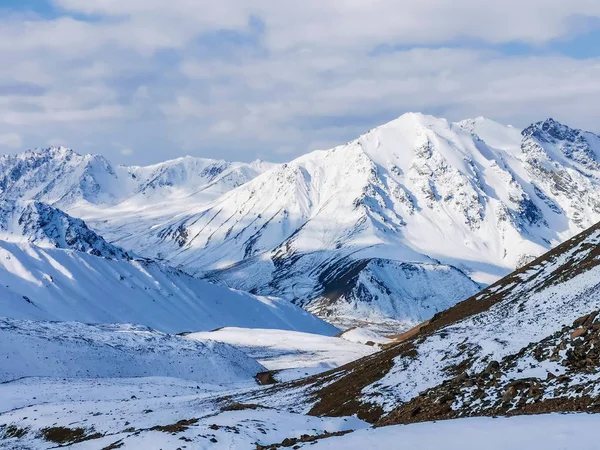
[0,240,337,335]
[0,318,265,383]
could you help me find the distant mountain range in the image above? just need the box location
[2,114,600,331]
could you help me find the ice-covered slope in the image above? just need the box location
[115,114,600,331]
[0,200,129,259]
[0,240,337,335]
[0,318,265,384]
[259,218,600,422]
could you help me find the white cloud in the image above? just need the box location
[120,147,134,156]
[0,1,599,164]
[51,0,600,48]
[0,132,22,149]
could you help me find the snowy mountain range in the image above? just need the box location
[2,114,600,450]
[0,146,274,208]
[2,114,600,331]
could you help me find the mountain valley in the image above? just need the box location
[2,114,600,449]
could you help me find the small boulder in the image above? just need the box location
[484,360,500,374]
[570,328,587,339]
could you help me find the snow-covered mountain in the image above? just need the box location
[0,240,337,335]
[0,147,274,209]
[2,114,600,332]
[91,114,600,331]
[304,260,480,334]
[0,200,129,259]
[0,147,276,250]
[256,218,600,422]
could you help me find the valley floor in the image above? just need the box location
[1,376,597,449]
[186,327,380,382]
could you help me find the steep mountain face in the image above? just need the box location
[304,259,480,334]
[0,200,129,259]
[113,114,600,331]
[0,147,275,251]
[252,219,600,422]
[0,240,337,336]
[0,147,122,207]
[2,115,599,332]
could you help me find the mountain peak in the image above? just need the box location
[522,117,580,141]
[0,199,130,259]
[386,112,450,130]
[29,146,77,159]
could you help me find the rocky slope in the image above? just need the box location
[238,218,600,422]
[0,200,129,259]
[379,310,600,424]
[304,259,480,334]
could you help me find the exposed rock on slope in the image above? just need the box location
[241,219,600,422]
[0,200,129,259]
[380,310,600,424]
[304,259,480,333]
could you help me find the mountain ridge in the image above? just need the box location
[2,114,600,332]
[115,113,600,330]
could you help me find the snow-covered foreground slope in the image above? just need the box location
[96,114,600,331]
[1,374,596,449]
[309,414,600,450]
[187,328,378,382]
[0,376,368,449]
[0,318,264,384]
[242,219,600,421]
[0,240,337,335]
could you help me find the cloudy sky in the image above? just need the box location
[1,0,600,164]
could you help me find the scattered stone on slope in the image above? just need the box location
[379,310,600,425]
